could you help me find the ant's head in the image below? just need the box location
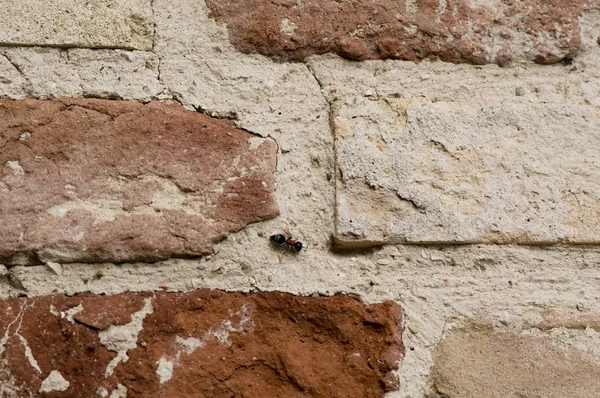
[294,241,303,252]
[270,234,286,245]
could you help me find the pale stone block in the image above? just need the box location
[0,48,162,101]
[334,98,600,245]
[0,0,153,50]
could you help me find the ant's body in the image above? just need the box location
[270,233,303,253]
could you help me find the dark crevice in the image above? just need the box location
[306,61,338,249]
[1,53,25,76]
[61,102,119,121]
[149,0,162,84]
[0,43,145,51]
[396,191,426,212]
[71,317,103,331]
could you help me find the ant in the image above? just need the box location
[270,233,303,253]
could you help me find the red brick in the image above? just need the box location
[205,0,591,64]
[0,99,279,265]
[0,291,403,397]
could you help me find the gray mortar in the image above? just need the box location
[1,2,600,397]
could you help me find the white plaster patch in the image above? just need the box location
[109,384,127,398]
[104,351,129,378]
[49,305,59,317]
[5,161,24,176]
[45,175,212,226]
[19,132,31,141]
[19,335,41,373]
[63,304,84,324]
[156,357,173,385]
[98,298,153,377]
[0,301,33,358]
[96,386,109,397]
[211,330,231,346]
[39,370,70,393]
[175,336,205,354]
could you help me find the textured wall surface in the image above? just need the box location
[1,0,600,397]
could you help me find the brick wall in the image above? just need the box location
[1,1,600,397]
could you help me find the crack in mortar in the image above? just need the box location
[1,53,24,77]
[149,0,162,84]
[306,61,339,245]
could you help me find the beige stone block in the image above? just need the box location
[334,98,600,245]
[0,47,162,101]
[0,0,153,50]
[432,326,600,398]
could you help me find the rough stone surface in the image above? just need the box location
[333,98,600,245]
[0,1,600,397]
[308,51,600,108]
[0,48,163,102]
[432,325,600,398]
[0,98,279,265]
[205,0,594,64]
[0,0,153,50]
[0,290,403,397]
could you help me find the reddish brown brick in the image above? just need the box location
[206,0,592,64]
[0,99,278,265]
[0,291,403,397]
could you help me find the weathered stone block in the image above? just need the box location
[0,98,278,265]
[205,0,593,64]
[0,0,153,50]
[0,290,403,397]
[334,98,600,245]
[432,326,600,398]
[0,48,163,101]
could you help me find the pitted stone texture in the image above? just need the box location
[334,98,600,245]
[308,54,600,107]
[0,98,278,265]
[0,0,153,50]
[205,0,592,64]
[432,326,600,398]
[0,291,403,397]
[0,48,162,102]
